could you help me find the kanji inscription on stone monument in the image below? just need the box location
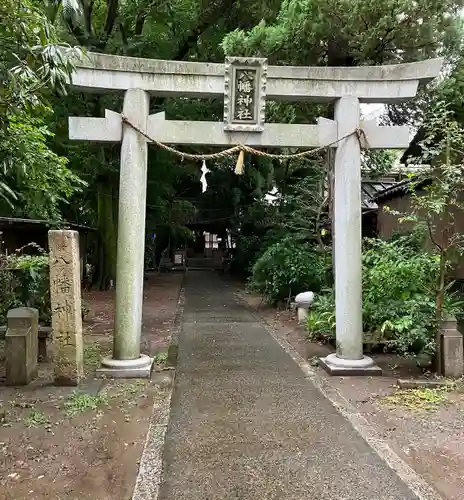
[224,57,267,132]
[49,230,84,385]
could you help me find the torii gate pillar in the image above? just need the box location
[113,90,150,361]
[319,96,378,374]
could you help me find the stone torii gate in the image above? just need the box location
[69,53,442,377]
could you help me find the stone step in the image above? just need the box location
[186,258,214,269]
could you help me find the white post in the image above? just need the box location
[335,96,363,359]
[320,96,380,375]
[99,88,152,377]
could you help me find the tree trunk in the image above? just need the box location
[95,178,117,290]
[435,250,447,375]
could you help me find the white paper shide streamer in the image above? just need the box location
[200,160,210,193]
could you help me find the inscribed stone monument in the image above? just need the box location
[48,230,84,385]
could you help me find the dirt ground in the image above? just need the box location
[83,272,183,355]
[239,289,464,500]
[0,272,183,500]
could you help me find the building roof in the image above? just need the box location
[370,177,431,203]
[0,217,95,231]
[400,128,426,164]
[369,178,412,203]
[361,180,398,210]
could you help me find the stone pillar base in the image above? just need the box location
[319,353,382,376]
[297,307,309,324]
[96,354,153,379]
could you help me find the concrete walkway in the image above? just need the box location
[158,272,419,500]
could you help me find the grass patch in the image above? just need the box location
[83,344,101,370]
[24,411,51,428]
[382,387,453,412]
[64,392,109,418]
[63,381,147,418]
[83,343,112,374]
[84,344,100,365]
[154,351,168,364]
[113,380,146,399]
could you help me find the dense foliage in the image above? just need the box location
[307,236,463,355]
[249,239,331,304]
[0,247,50,324]
[0,0,84,220]
[222,0,462,63]
[390,91,464,369]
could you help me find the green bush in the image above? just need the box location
[362,237,439,354]
[249,239,331,304]
[306,291,335,338]
[230,234,263,277]
[0,245,50,324]
[306,236,462,355]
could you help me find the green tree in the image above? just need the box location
[222,0,462,64]
[362,150,399,179]
[391,100,464,373]
[0,0,84,220]
[45,0,285,287]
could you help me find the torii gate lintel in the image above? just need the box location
[69,112,410,150]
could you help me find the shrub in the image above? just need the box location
[306,291,335,338]
[249,239,331,304]
[230,234,263,277]
[306,236,462,355]
[0,245,50,324]
[361,237,439,354]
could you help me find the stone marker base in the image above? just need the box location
[440,318,464,378]
[397,379,448,390]
[297,307,309,324]
[319,353,382,376]
[5,307,39,386]
[96,354,153,379]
